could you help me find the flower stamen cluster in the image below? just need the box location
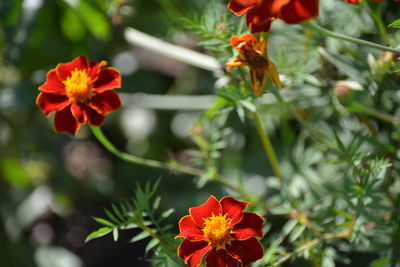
[203,214,233,249]
[64,69,94,103]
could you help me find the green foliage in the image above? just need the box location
[86,180,179,264]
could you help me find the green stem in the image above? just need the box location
[270,239,320,266]
[90,125,202,176]
[252,112,283,179]
[269,230,349,266]
[304,21,400,54]
[89,125,253,200]
[269,87,338,154]
[350,103,400,125]
[363,1,388,43]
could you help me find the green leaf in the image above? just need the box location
[85,227,112,243]
[318,47,365,82]
[130,231,151,243]
[93,217,116,227]
[264,241,279,263]
[333,208,354,220]
[76,1,111,40]
[112,204,125,222]
[282,219,298,236]
[369,258,392,267]
[289,225,306,242]
[61,7,86,42]
[160,208,175,220]
[112,228,119,242]
[333,131,346,152]
[105,208,120,224]
[388,19,400,28]
[145,238,160,253]
[153,196,161,210]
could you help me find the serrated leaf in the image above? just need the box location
[94,217,116,227]
[145,238,160,253]
[85,227,112,243]
[130,231,151,243]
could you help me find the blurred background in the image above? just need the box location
[2,0,400,266]
[0,0,224,266]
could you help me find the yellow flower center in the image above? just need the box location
[202,214,233,250]
[64,69,94,102]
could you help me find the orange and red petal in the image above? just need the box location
[226,237,264,266]
[39,69,66,95]
[87,90,121,115]
[230,34,257,48]
[278,0,319,24]
[71,103,89,124]
[56,56,89,81]
[93,67,121,93]
[205,248,239,267]
[228,0,258,16]
[89,60,107,82]
[178,239,211,267]
[86,108,105,126]
[177,215,206,241]
[220,196,248,226]
[231,212,264,240]
[36,92,71,116]
[189,196,222,228]
[246,11,273,33]
[71,103,105,126]
[53,106,80,136]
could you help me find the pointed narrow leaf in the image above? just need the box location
[105,209,120,224]
[153,196,161,210]
[113,228,119,242]
[145,238,160,253]
[112,204,125,221]
[94,217,116,227]
[85,227,112,243]
[130,231,151,243]
[388,19,400,28]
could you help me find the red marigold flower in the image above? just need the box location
[226,34,281,97]
[228,0,319,33]
[176,195,264,267]
[36,56,122,135]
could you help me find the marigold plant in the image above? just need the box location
[3,0,400,266]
